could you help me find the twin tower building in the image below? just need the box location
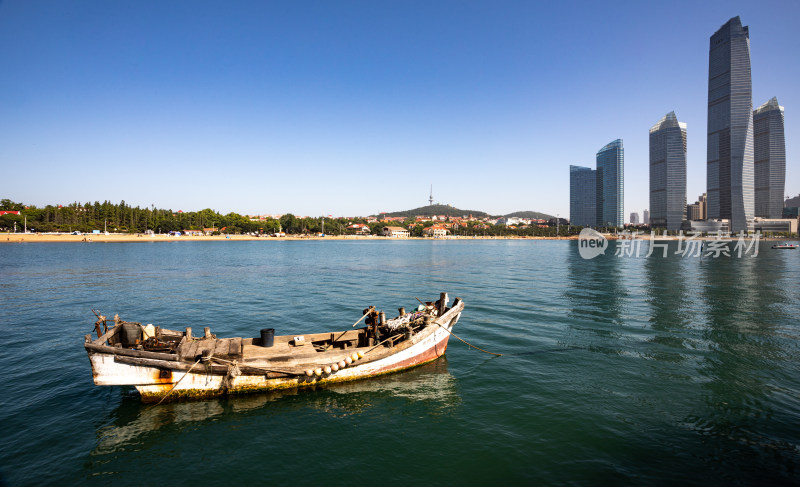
[570,16,786,232]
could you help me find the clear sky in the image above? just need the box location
[1,0,797,218]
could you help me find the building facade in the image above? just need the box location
[649,112,687,231]
[686,203,701,221]
[697,193,707,220]
[707,16,754,233]
[596,139,624,227]
[382,226,409,238]
[753,97,786,219]
[569,165,596,227]
[630,212,640,224]
[684,219,730,235]
[423,225,448,238]
[753,218,798,234]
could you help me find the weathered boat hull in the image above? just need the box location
[85,298,463,402]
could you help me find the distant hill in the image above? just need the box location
[504,210,556,220]
[374,205,555,220]
[376,204,489,218]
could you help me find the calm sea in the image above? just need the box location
[1,240,799,485]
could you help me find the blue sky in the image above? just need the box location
[1,0,797,218]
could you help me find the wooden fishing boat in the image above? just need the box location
[771,243,797,249]
[84,293,464,402]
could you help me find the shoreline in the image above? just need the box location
[3,233,582,243]
[2,233,796,243]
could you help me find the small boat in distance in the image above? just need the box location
[771,243,798,249]
[84,294,464,403]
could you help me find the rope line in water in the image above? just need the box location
[436,323,503,357]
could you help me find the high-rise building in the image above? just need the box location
[698,193,707,220]
[569,165,596,227]
[630,212,640,224]
[649,112,687,231]
[707,16,754,233]
[643,209,650,224]
[753,97,786,219]
[596,139,624,227]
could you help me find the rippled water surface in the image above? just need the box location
[1,240,799,485]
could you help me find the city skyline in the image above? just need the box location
[0,1,797,217]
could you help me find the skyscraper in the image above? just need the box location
[707,16,754,232]
[569,165,596,227]
[596,139,624,227]
[649,112,687,231]
[630,212,640,224]
[643,209,649,224]
[753,97,786,219]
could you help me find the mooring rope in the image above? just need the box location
[436,323,503,357]
[155,357,202,405]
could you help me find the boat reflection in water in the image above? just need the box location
[91,358,458,455]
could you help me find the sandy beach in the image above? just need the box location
[1,233,583,243]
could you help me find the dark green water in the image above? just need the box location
[1,240,798,485]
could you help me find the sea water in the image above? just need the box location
[1,240,798,485]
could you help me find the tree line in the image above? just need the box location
[0,198,584,237]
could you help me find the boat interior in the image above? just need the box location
[85,295,463,370]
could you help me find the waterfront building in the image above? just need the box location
[650,112,687,231]
[423,225,448,238]
[753,97,786,219]
[382,226,409,238]
[569,165,596,227]
[707,16,754,233]
[596,139,624,227]
[630,212,640,225]
[753,218,798,234]
[684,219,730,235]
[643,209,650,224]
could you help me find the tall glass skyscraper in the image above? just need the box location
[753,97,786,219]
[596,139,624,227]
[707,16,754,232]
[649,112,687,231]
[569,165,596,227]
